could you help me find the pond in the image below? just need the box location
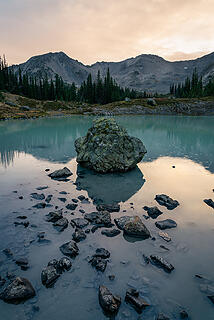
[0,115,213,320]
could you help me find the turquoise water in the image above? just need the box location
[0,116,213,319]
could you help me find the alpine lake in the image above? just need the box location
[0,115,214,320]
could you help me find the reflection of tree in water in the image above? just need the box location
[75,165,145,205]
[0,115,213,172]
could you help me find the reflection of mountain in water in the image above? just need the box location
[75,165,145,205]
[0,115,213,172]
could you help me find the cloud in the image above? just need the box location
[0,0,214,64]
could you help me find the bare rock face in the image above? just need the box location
[75,118,147,173]
[99,285,121,314]
[0,277,35,303]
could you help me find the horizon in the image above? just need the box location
[1,0,214,65]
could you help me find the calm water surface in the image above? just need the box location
[0,116,213,320]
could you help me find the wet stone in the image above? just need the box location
[125,288,150,313]
[123,216,150,239]
[77,195,86,201]
[58,198,67,203]
[45,195,53,203]
[15,258,28,266]
[204,199,214,209]
[99,285,121,315]
[155,194,179,210]
[59,241,79,258]
[48,167,72,179]
[32,202,46,209]
[53,217,68,232]
[89,256,107,272]
[36,186,48,190]
[155,219,177,230]
[46,209,63,222]
[16,216,27,220]
[3,248,13,257]
[72,228,87,242]
[72,198,78,203]
[31,193,45,200]
[70,218,89,229]
[94,248,110,259]
[41,266,60,288]
[84,211,112,226]
[150,255,174,273]
[143,206,163,219]
[66,203,78,210]
[156,313,170,320]
[159,231,171,242]
[0,277,36,303]
[101,228,121,237]
[96,203,120,213]
[14,221,29,228]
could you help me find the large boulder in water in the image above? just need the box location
[75,118,147,173]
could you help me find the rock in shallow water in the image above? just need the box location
[99,285,121,314]
[155,194,179,210]
[96,203,120,212]
[59,241,79,258]
[53,217,68,232]
[75,118,147,173]
[204,199,214,209]
[101,228,121,237]
[0,277,35,303]
[125,288,150,313]
[46,209,63,222]
[155,219,177,230]
[48,167,72,179]
[115,216,150,239]
[143,206,163,219]
[150,255,174,273]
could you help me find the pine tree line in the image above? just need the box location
[0,55,142,104]
[170,68,214,98]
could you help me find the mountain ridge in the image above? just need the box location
[11,51,214,93]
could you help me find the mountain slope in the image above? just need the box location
[11,51,214,93]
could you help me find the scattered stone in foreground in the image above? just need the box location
[155,219,177,230]
[125,288,150,313]
[101,229,121,237]
[66,203,78,210]
[89,248,110,272]
[159,231,172,242]
[180,310,189,318]
[70,218,89,229]
[32,202,46,209]
[150,255,174,273]
[156,313,170,320]
[75,118,147,173]
[143,206,163,219]
[123,216,151,239]
[99,285,121,314]
[96,203,120,213]
[30,193,45,200]
[14,221,29,228]
[53,217,68,232]
[59,241,79,258]
[15,258,29,270]
[58,197,67,203]
[48,167,72,179]
[0,277,35,303]
[94,248,110,259]
[204,199,214,209]
[46,209,63,222]
[45,195,53,203]
[155,194,179,210]
[114,216,133,230]
[36,186,48,190]
[41,265,60,287]
[72,228,87,242]
[84,211,112,226]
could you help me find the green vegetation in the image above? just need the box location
[0,55,144,105]
[170,68,214,98]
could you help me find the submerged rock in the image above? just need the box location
[53,217,68,232]
[155,194,179,210]
[31,193,45,200]
[70,218,89,229]
[155,219,177,230]
[156,313,170,320]
[0,277,35,303]
[99,285,121,314]
[41,266,60,287]
[59,241,79,258]
[150,255,174,273]
[125,288,150,313]
[101,228,121,237]
[143,206,163,219]
[48,167,72,179]
[75,118,147,173]
[72,228,87,242]
[204,199,214,209]
[46,209,63,222]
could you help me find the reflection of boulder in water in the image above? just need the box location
[75,165,145,205]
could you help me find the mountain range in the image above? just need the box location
[11,51,214,93]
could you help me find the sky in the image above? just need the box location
[0,0,214,65]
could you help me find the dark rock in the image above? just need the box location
[155,219,177,230]
[3,248,13,257]
[53,217,68,232]
[143,206,163,219]
[160,245,170,251]
[159,231,171,242]
[15,258,28,266]
[109,275,115,281]
[31,193,45,200]
[155,194,179,210]
[79,209,85,214]
[59,191,67,195]
[41,266,60,287]
[78,195,86,201]
[66,203,78,210]
[75,118,147,173]
[0,277,35,303]
[114,216,135,230]
[72,198,78,203]
[123,216,150,239]
[180,310,189,318]
[101,229,121,237]
[204,199,214,209]
[19,196,23,200]
[58,257,72,271]
[208,295,214,304]
[143,254,150,264]
[36,186,48,190]
[32,202,46,209]
[14,221,29,228]
[96,203,120,213]
[99,285,121,314]
[70,218,89,229]
[84,211,112,226]
[48,167,72,179]
[85,229,90,234]
[46,209,63,222]
[58,197,67,203]
[72,229,87,242]
[94,248,110,259]
[16,216,27,219]
[89,256,107,272]
[59,241,79,258]
[45,195,53,203]
[150,255,174,273]
[125,288,150,313]
[45,169,50,172]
